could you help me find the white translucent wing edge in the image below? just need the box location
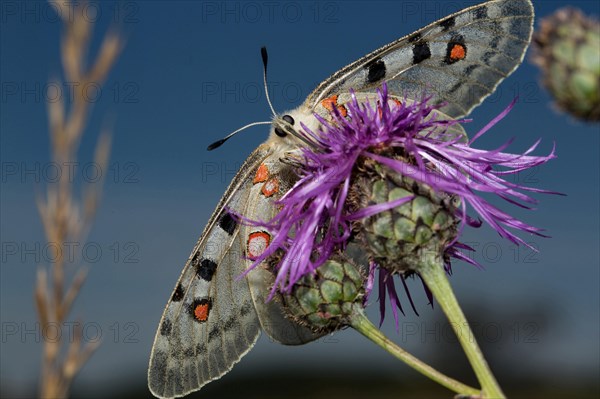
[148,145,273,398]
[149,316,260,399]
[304,0,533,118]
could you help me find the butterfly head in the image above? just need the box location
[272,114,296,139]
[269,107,321,151]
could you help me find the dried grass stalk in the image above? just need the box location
[35,1,122,397]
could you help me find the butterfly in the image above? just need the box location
[148,0,534,397]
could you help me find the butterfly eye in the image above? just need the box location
[275,115,294,137]
[282,115,295,125]
[274,127,287,137]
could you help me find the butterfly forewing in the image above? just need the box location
[148,146,273,398]
[306,0,534,119]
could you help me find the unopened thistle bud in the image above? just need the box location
[533,7,600,122]
[278,254,365,332]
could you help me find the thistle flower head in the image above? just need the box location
[248,84,557,324]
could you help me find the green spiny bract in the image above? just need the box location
[281,255,365,332]
[533,7,600,122]
[349,156,459,274]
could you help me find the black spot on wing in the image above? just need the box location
[509,17,530,37]
[365,59,386,83]
[183,346,194,357]
[223,316,238,332]
[160,319,172,336]
[195,258,218,281]
[218,212,237,235]
[183,343,207,358]
[472,6,488,20]
[464,64,479,77]
[413,41,431,64]
[240,302,254,317]
[208,325,221,342]
[439,17,455,31]
[149,351,168,381]
[448,81,463,95]
[489,36,500,50]
[483,51,495,66]
[408,32,422,43]
[172,283,184,302]
[196,343,207,355]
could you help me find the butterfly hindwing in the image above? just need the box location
[241,152,327,345]
[148,146,274,398]
[306,0,534,119]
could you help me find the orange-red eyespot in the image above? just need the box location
[321,94,339,112]
[247,231,271,259]
[190,298,212,323]
[321,94,348,117]
[449,43,466,62]
[261,178,279,197]
[253,163,269,184]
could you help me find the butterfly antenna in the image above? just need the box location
[207,47,277,151]
[207,121,272,151]
[261,47,277,117]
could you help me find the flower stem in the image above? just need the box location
[418,254,505,399]
[350,307,479,397]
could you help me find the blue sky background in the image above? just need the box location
[1,1,599,397]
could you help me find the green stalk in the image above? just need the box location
[350,308,479,397]
[418,253,505,399]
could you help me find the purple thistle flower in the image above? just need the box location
[246,84,557,318]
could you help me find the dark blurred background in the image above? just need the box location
[1,1,599,398]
